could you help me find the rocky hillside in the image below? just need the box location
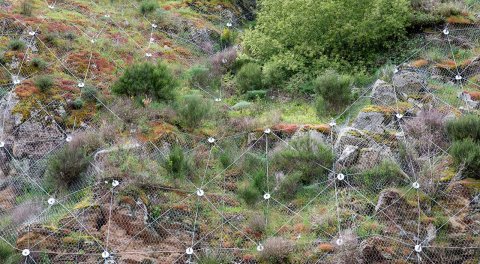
[0,0,479,264]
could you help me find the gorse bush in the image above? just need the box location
[243,0,410,82]
[44,145,91,191]
[34,75,54,92]
[164,145,190,181]
[177,94,211,130]
[449,138,480,179]
[81,85,98,102]
[236,63,263,93]
[446,114,480,142]
[140,0,158,15]
[112,62,177,102]
[313,70,352,113]
[239,170,267,206]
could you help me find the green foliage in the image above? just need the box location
[245,89,267,101]
[71,98,84,109]
[8,39,26,51]
[140,0,158,15]
[34,75,54,92]
[164,145,190,180]
[81,85,98,102]
[31,58,47,70]
[236,63,263,93]
[177,94,212,130]
[446,115,480,142]
[274,135,334,184]
[277,172,302,200]
[239,170,267,206]
[112,62,177,102]
[357,217,383,237]
[313,70,352,112]
[20,0,33,16]
[449,138,480,179]
[360,160,406,192]
[238,182,261,206]
[220,28,234,47]
[0,240,20,264]
[44,145,91,191]
[186,65,219,89]
[243,0,411,81]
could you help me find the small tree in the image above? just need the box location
[44,145,90,191]
[236,63,263,93]
[112,62,177,102]
[313,70,352,112]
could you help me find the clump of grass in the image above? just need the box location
[139,0,158,15]
[446,114,480,142]
[8,39,26,51]
[20,0,33,16]
[34,75,54,92]
[31,58,47,70]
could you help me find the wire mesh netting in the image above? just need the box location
[0,0,479,263]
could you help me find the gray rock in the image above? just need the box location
[392,71,426,99]
[371,80,397,105]
[352,111,387,134]
[354,145,393,171]
[337,145,359,168]
[334,127,374,154]
[459,91,479,109]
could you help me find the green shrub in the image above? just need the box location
[274,135,334,184]
[140,0,158,15]
[277,172,302,200]
[220,28,234,47]
[8,39,26,51]
[81,85,98,102]
[44,145,91,191]
[313,70,352,112]
[112,62,177,102]
[245,89,267,101]
[31,58,47,70]
[177,94,211,130]
[360,160,407,192]
[243,0,410,79]
[186,65,219,89]
[446,115,480,142]
[71,98,84,109]
[449,138,480,179]
[238,182,262,206]
[34,75,54,92]
[236,63,263,93]
[0,241,15,261]
[164,145,190,180]
[314,96,327,119]
[20,0,33,16]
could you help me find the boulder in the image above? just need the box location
[336,145,359,168]
[354,145,393,171]
[371,80,397,106]
[459,91,479,109]
[352,111,387,134]
[392,71,426,99]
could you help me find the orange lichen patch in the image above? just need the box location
[303,124,331,134]
[436,60,457,70]
[465,91,480,101]
[174,46,192,58]
[163,5,173,11]
[65,51,115,77]
[362,102,412,114]
[272,123,300,135]
[15,80,39,97]
[318,243,334,252]
[293,223,308,233]
[410,59,429,68]
[447,15,474,25]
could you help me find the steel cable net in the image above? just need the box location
[0,1,479,264]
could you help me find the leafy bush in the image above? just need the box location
[449,138,480,179]
[31,58,47,70]
[243,0,410,80]
[112,62,177,102]
[140,0,158,15]
[446,115,480,142]
[186,65,219,90]
[220,28,234,47]
[313,70,352,112]
[274,135,334,184]
[8,39,26,51]
[44,145,91,191]
[258,237,293,264]
[277,171,302,200]
[34,75,54,92]
[177,94,211,130]
[236,63,263,93]
[238,182,261,206]
[245,89,267,101]
[360,160,407,192]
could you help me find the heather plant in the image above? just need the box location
[177,94,212,130]
[446,114,480,142]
